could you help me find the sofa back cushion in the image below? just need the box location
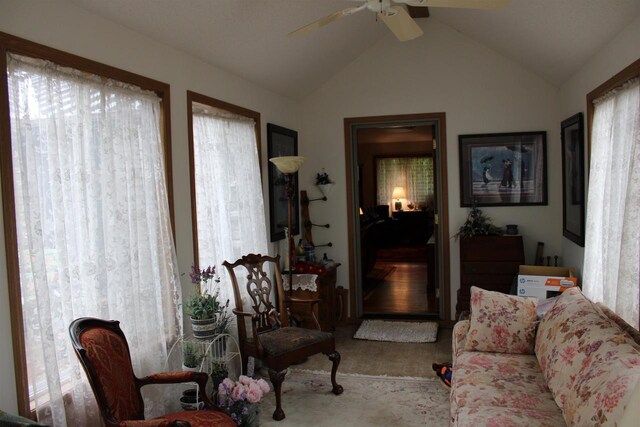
[535,287,640,426]
[463,287,538,354]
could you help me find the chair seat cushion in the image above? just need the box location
[162,410,236,426]
[259,326,334,357]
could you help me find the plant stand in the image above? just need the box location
[165,333,240,406]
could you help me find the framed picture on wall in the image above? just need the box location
[459,132,547,207]
[267,123,300,242]
[561,113,585,246]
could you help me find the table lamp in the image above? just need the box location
[392,186,406,211]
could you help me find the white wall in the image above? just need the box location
[0,0,300,413]
[299,19,562,320]
[559,15,640,277]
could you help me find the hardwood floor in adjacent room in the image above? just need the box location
[363,261,438,315]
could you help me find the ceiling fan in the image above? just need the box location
[288,0,510,42]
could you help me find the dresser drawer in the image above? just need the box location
[460,236,524,261]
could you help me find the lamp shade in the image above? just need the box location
[269,156,305,173]
[391,186,407,200]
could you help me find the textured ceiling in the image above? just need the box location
[68,0,640,100]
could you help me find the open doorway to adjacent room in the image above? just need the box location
[344,113,450,321]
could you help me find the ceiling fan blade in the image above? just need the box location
[288,5,366,37]
[404,0,510,9]
[379,5,423,42]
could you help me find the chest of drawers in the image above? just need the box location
[456,236,524,318]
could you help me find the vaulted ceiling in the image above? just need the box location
[68,0,640,100]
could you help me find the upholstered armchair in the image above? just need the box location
[69,317,235,427]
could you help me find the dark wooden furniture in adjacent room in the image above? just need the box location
[223,253,343,421]
[456,235,524,319]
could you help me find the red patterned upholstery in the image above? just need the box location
[69,318,235,427]
[163,411,236,426]
[79,328,142,421]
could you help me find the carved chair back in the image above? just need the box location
[223,254,288,345]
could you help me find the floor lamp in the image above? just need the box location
[269,155,305,299]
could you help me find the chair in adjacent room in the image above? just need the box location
[69,317,236,427]
[222,253,343,421]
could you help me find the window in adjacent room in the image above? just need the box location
[1,36,178,425]
[375,156,434,210]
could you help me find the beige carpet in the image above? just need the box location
[354,320,439,343]
[259,369,449,426]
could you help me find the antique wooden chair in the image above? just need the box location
[222,253,343,421]
[69,317,235,427]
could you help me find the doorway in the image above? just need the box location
[344,113,450,321]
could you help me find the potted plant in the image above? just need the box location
[210,360,229,393]
[315,169,334,198]
[454,202,503,240]
[182,341,204,371]
[185,265,232,339]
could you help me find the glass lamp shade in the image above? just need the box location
[269,156,305,174]
[391,186,406,200]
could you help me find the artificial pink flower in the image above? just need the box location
[257,378,270,394]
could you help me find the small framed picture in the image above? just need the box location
[267,123,300,242]
[459,132,547,207]
[561,113,585,246]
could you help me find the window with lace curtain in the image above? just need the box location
[187,92,268,323]
[2,43,179,425]
[375,156,434,209]
[583,60,640,329]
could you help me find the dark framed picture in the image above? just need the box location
[267,123,300,242]
[459,132,547,207]
[561,113,585,246]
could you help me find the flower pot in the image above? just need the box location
[191,316,218,339]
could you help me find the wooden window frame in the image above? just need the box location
[0,31,174,417]
[186,91,261,264]
[586,57,640,164]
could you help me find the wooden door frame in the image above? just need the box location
[343,113,451,322]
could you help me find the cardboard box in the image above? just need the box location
[517,265,578,300]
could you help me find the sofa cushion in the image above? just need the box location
[453,406,567,427]
[535,287,640,426]
[451,351,565,426]
[464,287,538,354]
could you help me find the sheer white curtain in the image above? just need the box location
[7,54,182,425]
[376,157,434,208]
[192,110,269,306]
[583,77,640,328]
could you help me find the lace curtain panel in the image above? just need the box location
[7,54,182,426]
[583,78,640,328]
[192,111,269,309]
[376,157,434,209]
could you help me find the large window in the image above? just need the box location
[187,91,267,310]
[1,34,178,425]
[584,59,640,328]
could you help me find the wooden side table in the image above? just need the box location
[284,264,340,331]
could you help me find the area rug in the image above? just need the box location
[353,320,438,343]
[260,369,449,426]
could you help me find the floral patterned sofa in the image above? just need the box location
[450,286,640,426]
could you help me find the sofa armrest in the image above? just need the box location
[452,320,470,366]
